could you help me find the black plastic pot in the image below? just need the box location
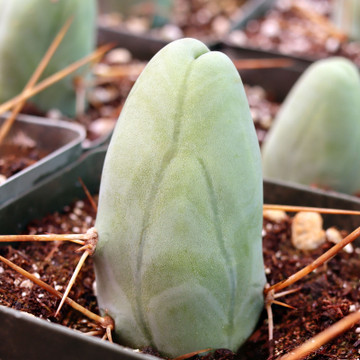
[0,114,85,206]
[1,147,360,360]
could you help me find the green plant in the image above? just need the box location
[0,0,96,116]
[93,38,265,357]
[262,57,360,195]
[332,0,360,41]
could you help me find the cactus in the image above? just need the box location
[0,0,96,116]
[93,38,265,357]
[332,0,360,41]
[262,57,360,194]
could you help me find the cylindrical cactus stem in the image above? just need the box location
[0,0,97,116]
[94,38,265,357]
[262,57,360,195]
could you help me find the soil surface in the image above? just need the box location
[228,0,360,66]
[1,196,359,359]
[98,0,247,42]
[0,142,49,182]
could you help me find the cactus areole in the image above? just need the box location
[94,38,265,357]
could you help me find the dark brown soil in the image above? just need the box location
[229,0,360,66]
[98,0,247,42]
[0,143,49,180]
[1,195,359,359]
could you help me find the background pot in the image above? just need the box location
[0,114,85,206]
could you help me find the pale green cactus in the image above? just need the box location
[332,0,360,41]
[93,38,265,357]
[0,0,96,116]
[262,57,360,194]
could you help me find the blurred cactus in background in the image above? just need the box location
[262,57,360,194]
[332,0,360,41]
[0,0,97,116]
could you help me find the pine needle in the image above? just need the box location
[278,310,360,360]
[0,17,73,144]
[265,225,360,294]
[263,204,360,216]
[0,43,114,116]
[0,254,111,328]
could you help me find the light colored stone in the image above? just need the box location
[20,279,33,289]
[326,227,353,253]
[291,212,326,250]
[263,209,288,223]
[326,227,343,244]
[0,175,7,185]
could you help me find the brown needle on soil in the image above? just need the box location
[0,228,99,245]
[55,228,98,316]
[265,225,360,295]
[173,348,212,360]
[0,43,115,116]
[278,310,360,360]
[0,253,113,332]
[263,204,360,216]
[78,177,98,212]
[0,17,73,144]
[265,287,300,345]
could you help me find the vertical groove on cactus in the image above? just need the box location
[134,55,202,345]
[197,157,236,340]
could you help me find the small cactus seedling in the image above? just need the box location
[262,57,360,195]
[93,38,266,357]
[0,0,97,116]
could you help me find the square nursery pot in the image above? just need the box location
[1,147,360,360]
[0,113,85,206]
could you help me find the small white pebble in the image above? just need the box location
[14,279,20,286]
[263,209,288,223]
[349,304,357,312]
[355,327,360,333]
[76,200,84,208]
[73,207,83,216]
[344,243,354,254]
[292,212,325,250]
[0,174,7,185]
[20,279,33,289]
[33,272,40,279]
[326,227,343,244]
[21,291,28,297]
[69,213,78,221]
[159,24,183,41]
[32,263,38,271]
[72,226,81,233]
[0,266,4,274]
[55,285,63,291]
[38,293,44,299]
[265,267,271,275]
[105,48,132,64]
